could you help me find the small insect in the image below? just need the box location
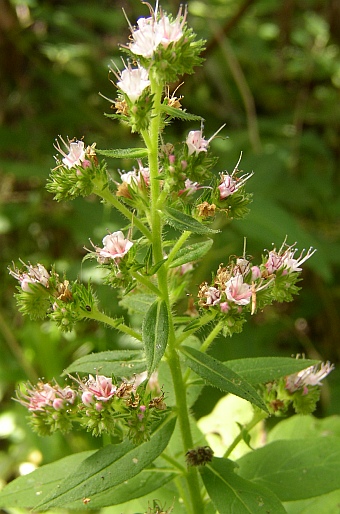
[82,497,91,505]
[85,305,91,312]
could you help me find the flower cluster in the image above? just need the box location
[262,361,334,415]
[198,241,315,336]
[16,374,167,443]
[124,5,205,83]
[9,261,95,329]
[47,137,107,201]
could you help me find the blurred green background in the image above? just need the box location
[1,0,340,485]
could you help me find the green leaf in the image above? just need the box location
[0,451,94,509]
[168,239,213,268]
[163,207,219,235]
[142,300,169,376]
[160,104,203,121]
[201,457,286,514]
[237,437,340,501]
[224,357,321,386]
[180,346,268,412]
[33,415,176,510]
[283,489,340,514]
[268,414,340,443]
[96,148,148,159]
[62,350,146,377]
[119,293,157,314]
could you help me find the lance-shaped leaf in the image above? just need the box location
[160,104,203,121]
[142,300,169,376]
[62,350,146,377]
[33,415,176,510]
[180,346,268,412]
[224,356,321,386]
[163,208,219,235]
[0,451,94,510]
[201,457,286,514]
[168,240,213,268]
[96,148,148,159]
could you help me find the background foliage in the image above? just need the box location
[1,0,339,491]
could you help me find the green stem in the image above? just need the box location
[129,271,161,296]
[165,231,191,268]
[93,181,152,241]
[223,410,268,459]
[200,320,224,353]
[144,75,205,514]
[85,307,142,342]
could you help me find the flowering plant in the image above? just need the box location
[1,4,339,514]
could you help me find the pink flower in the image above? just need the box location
[117,65,150,102]
[81,375,117,405]
[204,286,221,306]
[54,136,86,169]
[218,171,253,199]
[285,362,334,394]
[217,152,253,199]
[17,382,77,412]
[225,274,252,305]
[265,241,316,274]
[178,179,203,196]
[251,266,261,280]
[95,231,133,264]
[186,124,226,156]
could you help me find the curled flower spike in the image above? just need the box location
[265,239,316,274]
[91,231,134,264]
[16,381,77,412]
[116,64,150,103]
[186,124,226,156]
[54,136,87,169]
[285,362,334,394]
[127,4,187,58]
[9,261,50,292]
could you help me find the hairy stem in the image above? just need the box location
[144,75,205,514]
[85,307,142,342]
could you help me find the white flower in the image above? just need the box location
[129,7,186,58]
[285,362,334,393]
[9,262,50,292]
[117,66,150,103]
[54,136,86,169]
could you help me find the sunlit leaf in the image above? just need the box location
[237,437,340,501]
